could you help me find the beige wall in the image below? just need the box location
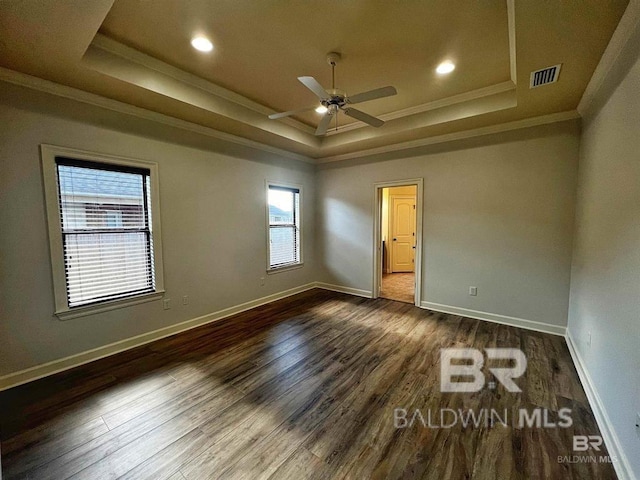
[0,95,317,377]
[0,83,580,382]
[318,121,580,328]
[0,80,593,391]
[567,33,640,478]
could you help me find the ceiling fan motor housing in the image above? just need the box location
[269,50,396,134]
[321,88,347,112]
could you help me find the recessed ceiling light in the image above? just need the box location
[315,105,328,114]
[436,61,455,75]
[191,36,213,52]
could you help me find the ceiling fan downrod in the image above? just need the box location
[327,52,340,131]
[328,52,340,91]
[268,50,397,136]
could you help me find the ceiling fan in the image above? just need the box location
[268,52,397,136]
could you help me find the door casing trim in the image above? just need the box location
[372,178,424,306]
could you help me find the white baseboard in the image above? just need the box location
[0,283,571,393]
[0,283,317,392]
[565,330,633,480]
[3,282,630,480]
[420,301,566,336]
[314,282,373,298]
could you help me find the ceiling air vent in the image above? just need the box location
[529,64,562,88]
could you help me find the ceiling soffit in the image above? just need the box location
[0,0,630,163]
[82,39,516,155]
[81,1,518,156]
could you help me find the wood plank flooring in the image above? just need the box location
[0,289,616,479]
[380,273,415,304]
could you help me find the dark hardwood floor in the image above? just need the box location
[0,289,616,479]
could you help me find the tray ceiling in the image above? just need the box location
[0,0,629,161]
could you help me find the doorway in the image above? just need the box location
[373,179,423,305]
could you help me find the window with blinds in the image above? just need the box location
[55,158,156,308]
[268,185,301,269]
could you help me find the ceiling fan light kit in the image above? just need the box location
[268,52,398,136]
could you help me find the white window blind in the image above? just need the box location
[268,185,300,268]
[55,158,156,307]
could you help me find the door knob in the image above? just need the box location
[393,238,397,241]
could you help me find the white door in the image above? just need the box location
[390,195,416,272]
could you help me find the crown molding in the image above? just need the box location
[83,38,319,148]
[85,36,520,151]
[92,1,517,141]
[324,81,516,136]
[507,0,517,85]
[0,66,581,168]
[0,67,315,164]
[325,0,518,135]
[91,34,316,136]
[577,0,640,117]
[317,110,581,164]
[81,3,520,147]
[86,36,518,149]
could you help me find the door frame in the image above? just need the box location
[373,178,424,306]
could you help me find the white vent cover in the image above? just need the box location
[530,64,562,88]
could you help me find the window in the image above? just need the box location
[267,183,302,271]
[42,145,164,318]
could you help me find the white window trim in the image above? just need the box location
[266,180,304,273]
[41,144,165,320]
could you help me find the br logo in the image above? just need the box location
[573,435,603,452]
[440,348,527,393]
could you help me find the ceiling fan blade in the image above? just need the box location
[347,86,397,104]
[298,76,331,100]
[268,106,316,120]
[315,113,333,136]
[342,107,384,127]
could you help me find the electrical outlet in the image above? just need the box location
[182,295,189,306]
[260,277,265,287]
[469,286,477,296]
[163,299,171,310]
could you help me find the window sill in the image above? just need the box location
[55,290,165,321]
[267,263,304,275]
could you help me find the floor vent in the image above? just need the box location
[530,64,562,88]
